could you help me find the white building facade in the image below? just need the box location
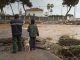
[26,8,43,17]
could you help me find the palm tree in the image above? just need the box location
[50,4,54,15]
[51,4,54,8]
[47,4,54,16]
[20,0,32,16]
[47,4,51,15]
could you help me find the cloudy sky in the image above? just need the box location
[4,0,80,18]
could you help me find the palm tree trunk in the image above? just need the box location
[10,3,14,15]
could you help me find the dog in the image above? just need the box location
[22,38,30,52]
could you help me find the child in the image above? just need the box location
[27,19,39,51]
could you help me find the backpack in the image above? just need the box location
[28,24,37,37]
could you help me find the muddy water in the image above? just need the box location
[0,24,80,43]
[23,24,80,43]
[38,24,80,43]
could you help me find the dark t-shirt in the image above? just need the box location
[10,19,23,35]
[27,24,39,37]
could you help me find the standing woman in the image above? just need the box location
[27,19,39,51]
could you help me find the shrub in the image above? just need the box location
[59,45,80,57]
[69,45,80,56]
[58,35,80,46]
[58,48,73,57]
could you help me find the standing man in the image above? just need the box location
[10,14,23,53]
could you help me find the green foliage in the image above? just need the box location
[20,0,32,7]
[47,3,54,14]
[0,0,32,11]
[62,0,79,6]
[69,46,80,55]
[62,0,79,16]
[0,0,7,11]
[59,48,73,57]
[59,45,80,57]
[59,35,80,46]
[47,4,51,10]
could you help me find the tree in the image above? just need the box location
[0,0,32,16]
[20,0,32,16]
[9,0,32,15]
[50,4,54,15]
[47,4,51,15]
[0,0,7,12]
[0,0,10,19]
[0,0,15,15]
[47,4,54,16]
[9,0,15,15]
[62,0,79,16]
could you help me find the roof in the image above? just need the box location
[26,8,43,11]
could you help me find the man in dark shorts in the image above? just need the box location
[10,14,23,53]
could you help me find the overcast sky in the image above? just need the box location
[4,0,80,18]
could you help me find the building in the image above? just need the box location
[26,8,43,17]
[48,14,74,21]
